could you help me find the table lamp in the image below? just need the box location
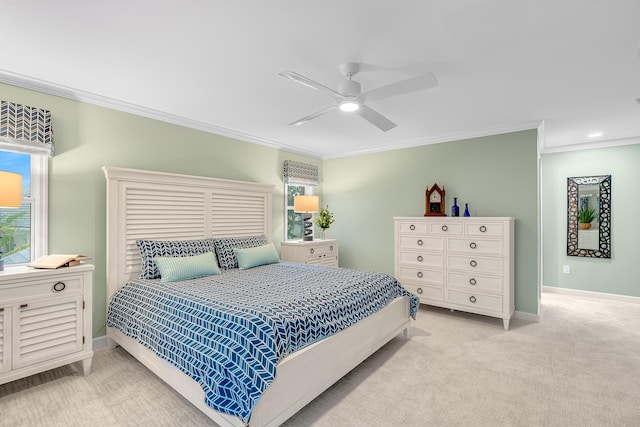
[294,195,319,241]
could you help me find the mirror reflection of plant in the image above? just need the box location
[578,206,596,224]
[315,205,335,230]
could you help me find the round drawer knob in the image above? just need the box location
[470,242,477,249]
[469,278,477,286]
[417,239,423,246]
[53,281,66,292]
[469,296,477,303]
[417,255,423,262]
[479,225,487,232]
[441,225,448,232]
[470,260,477,267]
[417,287,423,295]
[310,248,314,254]
[329,246,333,251]
[417,271,423,278]
[410,224,416,231]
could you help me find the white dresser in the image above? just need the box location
[394,217,514,330]
[0,263,94,384]
[280,239,339,267]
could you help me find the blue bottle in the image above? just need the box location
[451,197,460,217]
[463,203,470,217]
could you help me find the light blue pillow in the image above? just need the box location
[137,238,216,279]
[234,243,280,270]
[154,252,221,282]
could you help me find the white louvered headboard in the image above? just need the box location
[103,166,273,299]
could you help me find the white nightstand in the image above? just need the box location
[280,239,339,267]
[0,263,94,384]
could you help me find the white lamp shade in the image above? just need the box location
[294,195,319,213]
[0,171,23,208]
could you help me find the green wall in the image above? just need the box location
[322,130,539,315]
[2,82,540,340]
[1,83,320,337]
[541,144,638,295]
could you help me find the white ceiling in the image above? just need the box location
[2,0,640,159]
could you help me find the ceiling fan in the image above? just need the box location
[279,63,438,132]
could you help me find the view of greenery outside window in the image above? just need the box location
[0,150,32,266]
[285,184,314,240]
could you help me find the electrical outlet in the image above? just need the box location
[563,265,571,274]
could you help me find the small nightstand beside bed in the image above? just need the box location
[103,167,418,427]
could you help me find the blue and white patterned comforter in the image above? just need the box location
[107,262,418,423]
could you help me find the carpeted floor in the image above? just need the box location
[2,292,639,426]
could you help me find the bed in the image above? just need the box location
[103,166,417,427]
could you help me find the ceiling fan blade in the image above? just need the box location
[356,105,397,132]
[288,105,337,127]
[362,72,438,103]
[279,71,344,102]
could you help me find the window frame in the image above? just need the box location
[30,154,48,260]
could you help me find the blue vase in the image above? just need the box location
[463,203,470,217]
[451,197,460,217]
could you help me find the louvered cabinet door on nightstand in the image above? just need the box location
[280,239,339,267]
[395,217,514,330]
[0,263,94,385]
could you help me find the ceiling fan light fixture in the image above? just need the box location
[339,100,360,112]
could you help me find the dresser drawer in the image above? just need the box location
[0,274,84,303]
[464,221,504,237]
[397,251,443,269]
[305,243,337,259]
[397,266,443,286]
[447,237,503,256]
[397,221,428,234]
[447,272,503,294]
[446,289,503,312]
[447,255,503,274]
[401,282,443,302]
[426,221,463,235]
[398,235,443,251]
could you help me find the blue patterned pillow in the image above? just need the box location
[213,235,268,270]
[136,238,217,279]
[154,252,221,282]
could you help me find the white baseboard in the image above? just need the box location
[543,286,640,304]
[92,335,109,351]
[514,310,540,323]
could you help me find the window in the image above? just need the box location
[285,184,315,241]
[283,160,319,241]
[0,149,48,266]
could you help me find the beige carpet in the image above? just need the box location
[2,292,639,426]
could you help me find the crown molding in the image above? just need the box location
[8,69,605,161]
[323,121,541,159]
[541,136,640,154]
[0,69,323,160]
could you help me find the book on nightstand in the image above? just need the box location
[28,254,90,269]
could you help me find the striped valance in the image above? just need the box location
[0,100,54,157]
[283,160,318,186]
